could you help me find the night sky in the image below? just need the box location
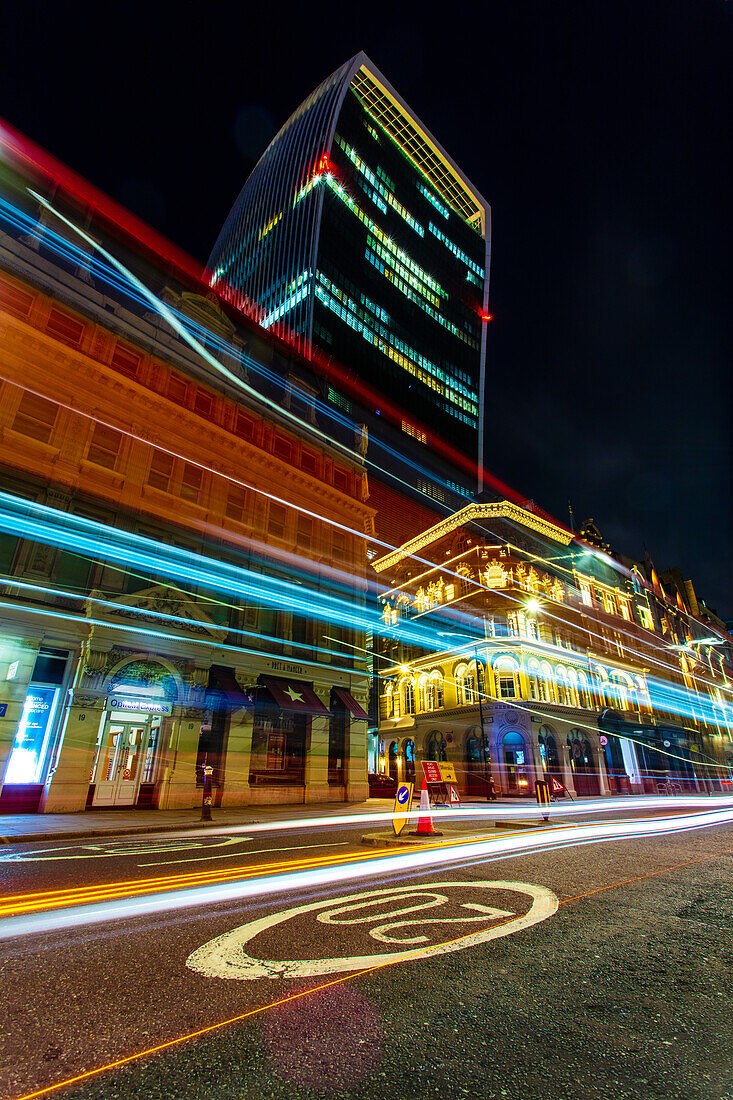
[1,1,730,614]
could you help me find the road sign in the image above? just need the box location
[423,761,457,783]
[392,782,414,836]
[448,784,461,806]
[550,776,567,796]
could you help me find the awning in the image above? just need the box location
[262,678,331,716]
[208,665,253,710]
[332,687,369,721]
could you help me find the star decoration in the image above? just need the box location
[284,686,304,702]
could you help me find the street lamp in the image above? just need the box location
[438,632,494,801]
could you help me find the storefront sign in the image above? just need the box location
[109,697,172,716]
[4,686,60,784]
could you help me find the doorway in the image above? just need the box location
[502,731,528,793]
[92,711,159,806]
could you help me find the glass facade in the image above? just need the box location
[208,53,490,471]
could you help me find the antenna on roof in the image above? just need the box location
[568,500,575,532]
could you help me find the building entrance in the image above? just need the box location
[91,710,160,807]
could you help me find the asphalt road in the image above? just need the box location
[1,814,732,1100]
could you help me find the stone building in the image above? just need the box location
[373,502,733,798]
[0,179,373,813]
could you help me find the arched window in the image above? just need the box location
[556,667,569,705]
[577,672,592,708]
[494,657,520,700]
[541,662,555,703]
[400,677,415,716]
[417,673,429,712]
[388,741,399,781]
[404,739,416,783]
[380,681,395,720]
[457,662,483,705]
[566,668,580,708]
[528,659,541,701]
[427,671,444,711]
[538,725,560,773]
[426,731,447,762]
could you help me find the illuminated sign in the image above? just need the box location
[109,697,172,716]
[4,686,60,784]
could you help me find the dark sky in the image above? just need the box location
[1,1,731,614]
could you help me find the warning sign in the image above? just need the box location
[448,784,461,806]
[550,775,567,797]
[392,782,414,836]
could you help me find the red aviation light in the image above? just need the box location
[481,312,493,322]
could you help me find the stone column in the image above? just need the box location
[41,693,105,813]
[559,740,577,797]
[596,743,611,796]
[219,707,254,808]
[345,715,368,802]
[304,715,330,803]
[157,708,200,810]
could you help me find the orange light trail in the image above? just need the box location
[10,844,732,1100]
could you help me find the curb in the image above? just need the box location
[0,819,265,845]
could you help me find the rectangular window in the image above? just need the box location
[194,390,213,417]
[180,462,204,503]
[273,436,293,462]
[13,392,58,443]
[498,675,515,699]
[110,344,141,379]
[235,411,254,439]
[333,467,349,492]
[87,423,122,470]
[301,450,318,475]
[332,530,347,562]
[638,606,654,630]
[297,515,313,550]
[147,449,174,492]
[46,309,83,347]
[580,582,592,607]
[401,420,427,444]
[225,486,247,523]
[268,503,287,540]
[168,375,188,403]
[0,281,34,319]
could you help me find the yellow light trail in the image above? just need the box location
[10,844,732,1100]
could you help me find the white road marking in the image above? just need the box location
[0,836,253,862]
[186,881,559,981]
[142,842,348,866]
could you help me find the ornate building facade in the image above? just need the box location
[373,503,733,798]
[0,178,373,813]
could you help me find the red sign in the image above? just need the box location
[422,761,442,783]
[448,784,461,805]
[550,776,566,795]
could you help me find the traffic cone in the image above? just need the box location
[410,781,442,837]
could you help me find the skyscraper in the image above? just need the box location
[208,53,491,490]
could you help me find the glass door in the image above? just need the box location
[93,721,150,806]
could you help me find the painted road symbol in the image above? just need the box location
[186,881,559,981]
[0,836,255,863]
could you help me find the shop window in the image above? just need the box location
[180,462,204,503]
[12,391,58,444]
[147,449,174,492]
[87,423,122,470]
[3,648,67,785]
[46,308,83,347]
[225,486,247,523]
[110,344,141,379]
[328,697,347,785]
[268,503,287,540]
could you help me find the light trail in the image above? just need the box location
[1,801,732,940]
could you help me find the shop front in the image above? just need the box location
[89,692,171,807]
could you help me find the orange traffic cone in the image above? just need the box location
[410,781,442,837]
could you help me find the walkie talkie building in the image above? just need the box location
[208,52,491,477]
